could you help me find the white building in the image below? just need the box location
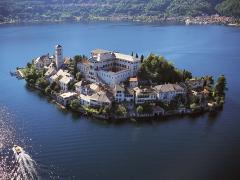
[55,45,63,70]
[80,91,112,108]
[114,85,134,103]
[133,87,157,104]
[77,49,141,86]
[57,92,77,106]
[34,54,54,70]
[49,69,73,92]
[59,75,74,92]
[153,84,186,102]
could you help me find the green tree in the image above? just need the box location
[70,99,80,110]
[45,85,52,94]
[76,72,82,81]
[214,75,227,97]
[116,104,127,116]
[136,105,144,114]
[36,77,49,89]
[140,54,144,62]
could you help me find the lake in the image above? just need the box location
[0,23,240,179]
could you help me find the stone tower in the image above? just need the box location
[55,44,63,70]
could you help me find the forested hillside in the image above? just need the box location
[0,0,239,24]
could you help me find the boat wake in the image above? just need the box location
[0,106,39,180]
[11,146,38,180]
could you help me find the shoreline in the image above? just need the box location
[25,83,224,122]
[1,17,239,27]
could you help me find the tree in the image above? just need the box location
[36,77,49,89]
[45,85,52,94]
[74,55,82,63]
[136,105,144,114]
[135,53,139,58]
[140,54,144,62]
[131,51,134,56]
[70,99,80,110]
[76,72,82,81]
[214,75,227,97]
[116,104,127,116]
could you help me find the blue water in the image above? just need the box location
[0,23,240,179]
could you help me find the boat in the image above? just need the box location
[13,145,23,155]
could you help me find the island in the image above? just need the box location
[16,45,227,121]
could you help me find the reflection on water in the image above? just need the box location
[0,106,40,180]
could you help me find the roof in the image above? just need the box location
[59,92,77,99]
[90,91,111,104]
[115,84,125,92]
[134,87,155,94]
[56,44,62,48]
[91,49,111,54]
[129,77,138,82]
[34,54,50,64]
[59,75,73,84]
[90,83,100,92]
[45,68,56,77]
[74,80,89,88]
[153,84,184,93]
[114,52,140,62]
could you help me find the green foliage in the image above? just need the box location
[138,54,192,84]
[76,72,82,81]
[45,85,52,94]
[70,99,80,110]
[1,0,238,24]
[216,0,240,17]
[115,104,127,116]
[136,105,144,114]
[214,75,227,97]
[36,77,49,89]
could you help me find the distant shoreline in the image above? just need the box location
[1,16,239,27]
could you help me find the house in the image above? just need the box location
[153,84,186,102]
[133,87,157,104]
[74,80,89,94]
[80,91,112,108]
[59,75,74,92]
[49,69,74,91]
[186,78,204,90]
[129,77,138,88]
[77,49,141,86]
[57,92,77,106]
[34,54,54,70]
[45,67,57,79]
[113,85,134,103]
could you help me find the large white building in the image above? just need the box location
[77,49,141,86]
[153,84,186,102]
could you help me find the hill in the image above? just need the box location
[0,0,239,24]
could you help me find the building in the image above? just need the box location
[74,80,89,94]
[153,84,186,102]
[77,49,141,86]
[55,44,63,70]
[129,77,138,88]
[133,87,157,104]
[59,75,74,92]
[114,85,134,103]
[49,69,73,91]
[80,91,112,108]
[57,92,77,106]
[186,78,204,90]
[34,54,54,70]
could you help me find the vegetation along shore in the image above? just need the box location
[1,0,240,26]
[15,45,227,122]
